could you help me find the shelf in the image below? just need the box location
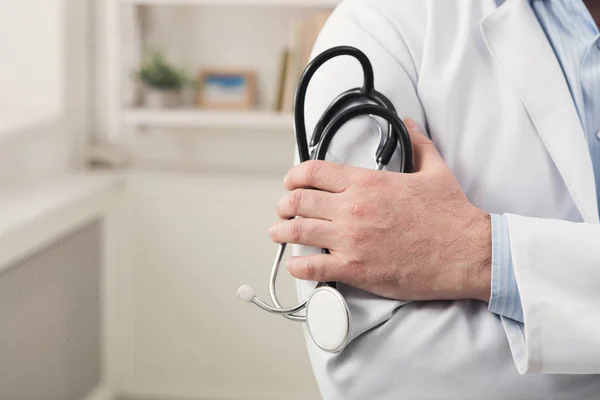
[123,109,294,131]
[123,0,339,7]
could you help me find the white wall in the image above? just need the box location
[0,118,69,188]
[0,0,63,112]
[0,0,94,188]
[0,0,65,188]
[122,170,321,400]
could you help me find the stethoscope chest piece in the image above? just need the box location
[305,286,351,353]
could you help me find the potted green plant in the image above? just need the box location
[136,51,192,108]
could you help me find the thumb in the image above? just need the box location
[404,118,445,173]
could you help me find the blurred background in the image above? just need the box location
[0,1,339,399]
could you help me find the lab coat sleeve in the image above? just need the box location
[293,0,427,344]
[502,213,600,374]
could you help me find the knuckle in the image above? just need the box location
[349,201,368,217]
[289,189,304,215]
[302,259,318,280]
[356,172,380,189]
[303,161,320,185]
[290,220,303,242]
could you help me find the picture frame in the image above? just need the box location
[196,69,256,110]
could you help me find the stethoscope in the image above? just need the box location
[237,45,413,353]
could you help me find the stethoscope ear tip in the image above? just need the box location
[237,285,256,303]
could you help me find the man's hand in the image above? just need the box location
[269,119,492,302]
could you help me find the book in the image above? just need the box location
[274,49,290,112]
[281,17,303,113]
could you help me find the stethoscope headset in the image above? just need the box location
[237,45,413,353]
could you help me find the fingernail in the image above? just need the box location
[283,173,289,185]
[286,260,294,274]
[268,224,276,236]
[404,119,418,130]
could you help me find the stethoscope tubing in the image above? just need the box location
[294,46,376,163]
[314,103,412,172]
[269,242,309,321]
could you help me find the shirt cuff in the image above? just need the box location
[488,213,524,323]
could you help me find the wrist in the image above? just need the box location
[466,209,492,302]
[438,206,492,302]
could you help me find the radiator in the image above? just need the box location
[0,220,102,400]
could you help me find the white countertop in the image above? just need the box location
[0,172,122,271]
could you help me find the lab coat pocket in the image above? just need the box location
[337,282,413,344]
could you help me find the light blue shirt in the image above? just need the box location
[488,0,600,323]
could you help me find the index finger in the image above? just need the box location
[284,160,349,193]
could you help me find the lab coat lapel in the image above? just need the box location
[480,0,599,223]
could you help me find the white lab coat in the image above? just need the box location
[294,0,600,398]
